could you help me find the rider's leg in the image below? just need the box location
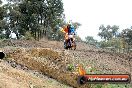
[64,40,66,48]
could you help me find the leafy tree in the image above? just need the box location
[85,36,97,46]
[98,25,122,52]
[120,28,132,50]
[111,25,119,38]
[98,25,119,41]
[5,0,64,40]
[0,0,66,41]
[0,0,7,39]
[98,25,110,41]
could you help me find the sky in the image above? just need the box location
[62,0,132,41]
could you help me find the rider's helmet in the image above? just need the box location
[67,20,72,29]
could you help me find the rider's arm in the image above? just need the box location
[60,27,66,33]
[71,27,76,35]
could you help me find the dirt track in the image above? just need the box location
[2,39,131,74]
[1,40,132,88]
[0,60,72,88]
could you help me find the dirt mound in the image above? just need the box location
[4,47,89,88]
[0,60,72,88]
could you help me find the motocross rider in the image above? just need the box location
[60,23,76,48]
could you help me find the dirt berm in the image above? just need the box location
[5,47,90,88]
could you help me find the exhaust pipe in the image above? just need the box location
[0,51,5,59]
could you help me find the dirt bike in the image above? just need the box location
[64,37,76,50]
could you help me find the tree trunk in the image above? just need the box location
[14,31,19,39]
[6,29,11,39]
[40,30,42,39]
[34,29,37,40]
[41,14,43,25]
[37,31,39,41]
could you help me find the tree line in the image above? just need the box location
[85,25,132,52]
[0,0,81,41]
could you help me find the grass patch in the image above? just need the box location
[67,64,74,71]
[91,84,131,88]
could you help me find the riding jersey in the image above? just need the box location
[68,26,75,35]
[60,25,76,40]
